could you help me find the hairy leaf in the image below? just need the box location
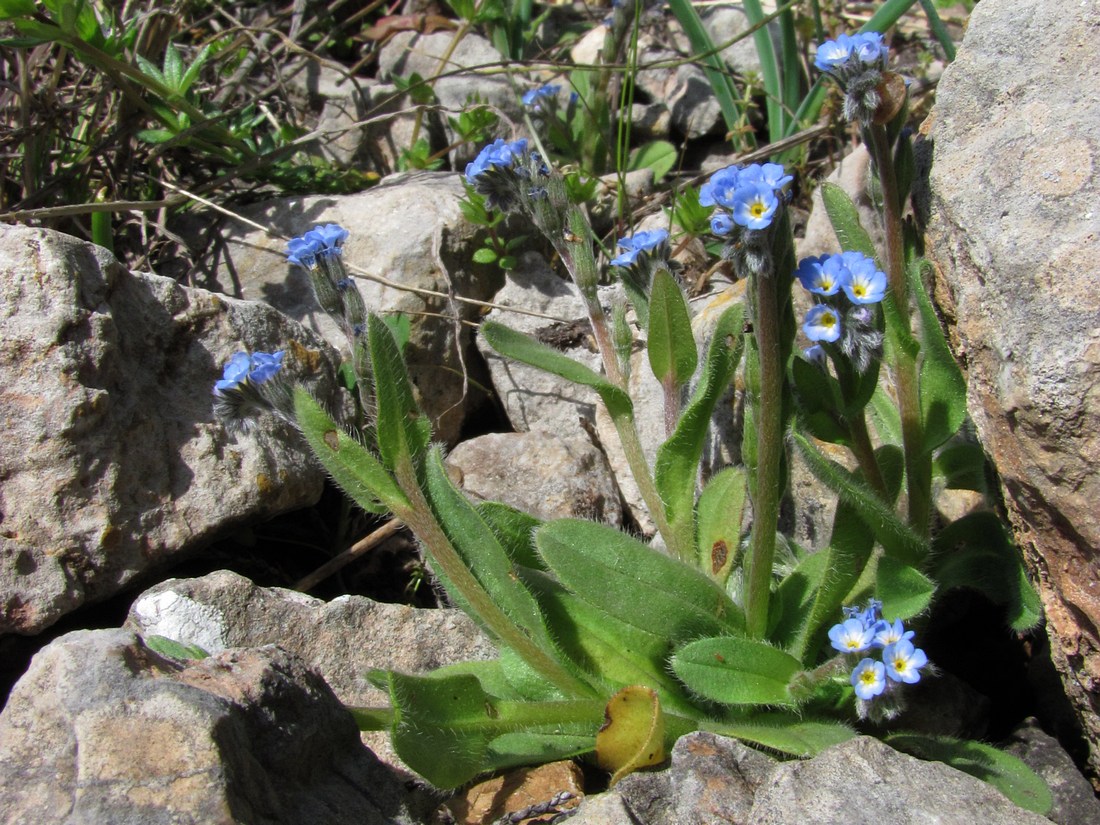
[672,636,802,706]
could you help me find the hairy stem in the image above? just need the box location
[868,124,930,536]
[744,268,783,639]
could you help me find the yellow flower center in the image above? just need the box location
[749,201,767,219]
[860,670,877,685]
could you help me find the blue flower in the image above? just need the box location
[851,31,889,69]
[739,162,793,190]
[872,618,915,649]
[828,617,875,654]
[522,84,561,108]
[796,255,847,295]
[731,182,778,230]
[840,252,887,304]
[287,224,348,268]
[851,658,887,700]
[803,304,842,343]
[611,228,668,267]
[803,344,826,367]
[883,639,928,684]
[710,213,734,236]
[814,33,857,71]
[699,165,741,207]
[215,352,252,392]
[465,138,529,184]
[214,350,285,394]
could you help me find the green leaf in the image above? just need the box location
[522,569,699,715]
[163,43,184,91]
[790,355,848,445]
[536,519,744,642]
[875,555,935,621]
[647,270,697,388]
[381,311,412,354]
[770,551,830,651]
[671,636,802,706]
[695,466,747,583]
[784,496,876,660]
[868,385,903,446]
[368,314,430,468]
[930,511,1041,631]
[476,501,543,570]
[709,712,856,757]
[885,733,1053,815]
[820,182,878,261]
[0,0,38,18]
[384,670,602,788]
[292,387,408,513]
[792,431,927,567]
[423,450,565,661]
[144,635,210,661]
[481,320,632,420]
[911,258,967,452]
[472,246,498,264]
[655,304,743,543]
[627,140,678,182]
[933,441,988,492]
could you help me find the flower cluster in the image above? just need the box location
[286,223,367,348]
[797,251,886,373]
[522,84,560,111]
[214,350,285,393]
[814,31,895,124]
[701,163,792,233]
[464,137,554,213]
[828,600,928,714]
[212,349,292,431]
[610,228,669,268]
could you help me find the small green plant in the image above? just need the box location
[210,21,1049,816]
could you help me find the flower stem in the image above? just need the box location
[868,124,931,536]
[744,267,783,639]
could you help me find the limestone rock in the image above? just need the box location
[797,144,885,260]
[750,736,1050,825]
[927,0,1100,773]
[0,226,337,635]
[476,251,604,439]
[614,731,775,824]
[446,431,624,524]
[0,629,426,825]
[184,173,504,443]
[1005,718,1100,825]
[125,570,496,771]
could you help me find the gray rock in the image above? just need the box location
[750,736,1051,825]
[567,791,635,825]
[615,731,775,824]
[477,251,604,439]
[797,144,885,260]
[705,4,765,77]
[185,173,504,444]
[125,570,496,771]
[0,629,427,825]
[446,431,623,524]
[0,226,337,636]
[1005,718,1100,825]
[927,0,1100,775]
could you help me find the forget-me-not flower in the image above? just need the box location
[522,84,561,108]
[803,304,842,343]
[214,350,285,394]
[883,639,928,684]
[851,658,887,700]
[730,182,779,230]
[611,229,669,267]
[829,617,876,653]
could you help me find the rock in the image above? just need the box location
[0,629,427,825]
[445,761,583,825]
[1005,718,1100,825]
[446,431,623,524]
[567,791,635,825]
[797,144,885,260]
[614,731,775,824]
[377,30,519,167]
[183,173,504,444]
[926,0,1100,775]
[476,251,604,439]
[125,570,497,771]
[0,226,338,636]
[750,736,1051,824]
[705,4,765,77]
